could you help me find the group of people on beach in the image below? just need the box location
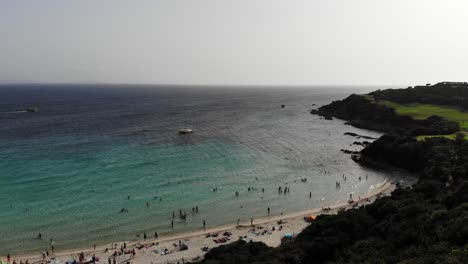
[336,173,369,188]
[167,172,369,236]
[168,205,202,231]
[152,173,369,242]
[6,171,383,264]
[5,254,29,264]
[278,186,290,194]
[235,186,266,197]
[231,185,292,199]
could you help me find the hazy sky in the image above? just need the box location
[1,0,467,86]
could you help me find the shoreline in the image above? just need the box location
[5,179,397,264]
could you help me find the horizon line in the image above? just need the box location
[0,82,405,88]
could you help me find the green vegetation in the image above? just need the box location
[357,93,375,102]
[416,133,468,141]
[313,93,459,136]
[369,82,468,110]
[376,101,468,141]
[379,101,468,130]
[368,82,468,141]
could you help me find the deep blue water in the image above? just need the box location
[0,85,406,254]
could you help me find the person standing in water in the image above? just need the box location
[203,220,206,230]
[143,232,147,241]
[267,207,270,215]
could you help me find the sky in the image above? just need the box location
[1,0,468,86]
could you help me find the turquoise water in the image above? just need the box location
[0,85,408,254]
[0,137,273,252]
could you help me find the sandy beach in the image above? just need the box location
[3,180,396,264]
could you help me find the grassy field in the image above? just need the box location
[375,99,468,141]
[415,134,468,141]
[379,100,468,130]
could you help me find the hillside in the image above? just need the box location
[199,83,468,264]
[370,82,468,109]
[312,82,468,139]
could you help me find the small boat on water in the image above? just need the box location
[26,107,39,112]
[178,128,193,134]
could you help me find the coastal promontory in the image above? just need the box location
[200,83,468,263]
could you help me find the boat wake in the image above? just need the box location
[0,110,28,114]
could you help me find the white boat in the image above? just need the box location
[26,107,39,112]
[178,128,193,134]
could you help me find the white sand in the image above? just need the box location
[4,180,395,264]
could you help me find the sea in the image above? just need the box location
[0,85,409,254]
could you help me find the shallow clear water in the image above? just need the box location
[0,85,407,254]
